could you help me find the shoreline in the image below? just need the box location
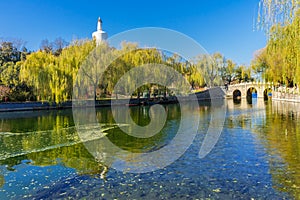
[4,89,300,112]
[0,87,225,112]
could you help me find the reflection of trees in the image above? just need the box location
[0,104,191,180]
[0,174,4,188]
[226,99,266,129]
[0,111,75,160]
[0,142,108,180]
[0,110,109,179]
[226,99,300,198]
[28,143,108,179]
[107,104,181,153]
[253,101,300,199]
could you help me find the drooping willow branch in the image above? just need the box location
[256,0,299,36]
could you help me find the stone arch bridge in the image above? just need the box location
[226,82,273,99]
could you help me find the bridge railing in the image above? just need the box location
[274,86,300,94]
[226,82,274,91]
[228,82,300,94]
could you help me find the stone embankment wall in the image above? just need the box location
[0,87,225,112]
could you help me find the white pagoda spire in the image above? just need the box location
[92,17,108,45]
[97,17,102,31]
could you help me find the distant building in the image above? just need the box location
[92,17,108,45]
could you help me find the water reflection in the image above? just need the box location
[0,100,299,199]
[226,98,267,131]
[255,101,300,199]
[0,105,185,179]
[228,98,300,199]
[0,175,4,188]
[0,110,105,179]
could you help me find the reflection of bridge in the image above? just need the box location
[226,82,273,99]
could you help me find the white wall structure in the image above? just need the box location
[92,17,108,45]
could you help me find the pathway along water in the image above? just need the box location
[0,99,299,199]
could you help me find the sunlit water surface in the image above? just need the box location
[0,99,299,199]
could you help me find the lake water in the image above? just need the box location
[0,99,299,199]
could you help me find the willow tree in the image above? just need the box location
[268,15,299,86]
[222,59,237,85]
[254,0,300,86]
[193,53,225,87]
[257,0,299,34]
[186,64,205,89]
[253,8,300,86]
[20,51,56,101]
[20,39,95,103]
[77,42,115,100]
[110,44,164,98]
[58,39,95,102]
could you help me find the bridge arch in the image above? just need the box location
[226,82,274,99]
[233,89,241,99]
[247,87,258,98]
[264,87,272,100]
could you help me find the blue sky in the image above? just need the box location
[0,0,266,65]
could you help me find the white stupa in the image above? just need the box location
[92,17,108,45]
